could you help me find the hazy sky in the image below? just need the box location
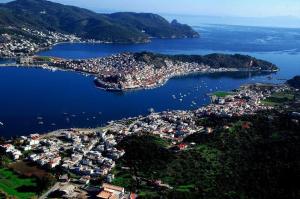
[1,0,300,17]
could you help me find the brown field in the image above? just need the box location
[8,160,49,179]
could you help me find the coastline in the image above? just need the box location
[1,79,288,140]
[0,62,277,92]
[0,61,278,92]
[94,68,277,92]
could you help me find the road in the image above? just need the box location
[38,182,60,199]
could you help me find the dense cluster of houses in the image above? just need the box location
[49,53,237,90]
[0,26,80,58]
[106,110,205,144]
[105,84,290,144]
[196,83,289,117]
[1,129,124,182]
[0,144,22,160]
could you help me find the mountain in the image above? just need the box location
[0,0,199,43]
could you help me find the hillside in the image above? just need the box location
[134,52,278,71]
[0,0,199,43]
[114,109,300,199]
[287,76,300,89]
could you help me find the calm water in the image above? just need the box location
[1,24,300,137]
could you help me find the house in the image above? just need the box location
[206,127,214,134]
[23,145,32,151]
[29,134,40,145]
[0,144,13,152]
[79,175,91,184]
[97,183,125,199]
[18,57,33,64]
[177,143,187,150]
[59,174,69,183]
[97,190,116,199]
[242,122,251,129]
[106,174,115,183]
[48,156,61,168]
[0,144,22,160]
[12,150,22,160]
[130,193,136,199]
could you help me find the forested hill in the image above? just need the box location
[287,76,300,89]
[0,0,199,43]
[134,52,278,71]
[115,109,300,199]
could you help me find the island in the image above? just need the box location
[0,0,199,58]
[14,52,278,91]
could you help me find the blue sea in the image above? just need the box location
[0,24,300,137]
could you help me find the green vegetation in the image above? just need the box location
[0,168,37,199]
[111,167,134,189]
[262,90,295,106]
[176,184,195,192]
[134,52,278,71]
[0,155,13,167]
[9,161,49,179]
[114,110,300,199]
[0,0,198,43]
[212,91,233,97]
[34,56,52,62]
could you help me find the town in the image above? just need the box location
[0,26,98,58]
[16,52,274,91]
[1,81,295,198]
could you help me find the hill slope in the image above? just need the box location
[134,52,278,71]
[0,0,199,43]
[287,76,300,89]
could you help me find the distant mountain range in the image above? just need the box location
[164,14,300,29]
[0,0,199,43]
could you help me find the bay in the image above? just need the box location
[0,24,300,137]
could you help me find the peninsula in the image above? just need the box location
[16,52,278,91]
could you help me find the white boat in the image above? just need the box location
[148,108,155,113]
[0,122,4,126]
